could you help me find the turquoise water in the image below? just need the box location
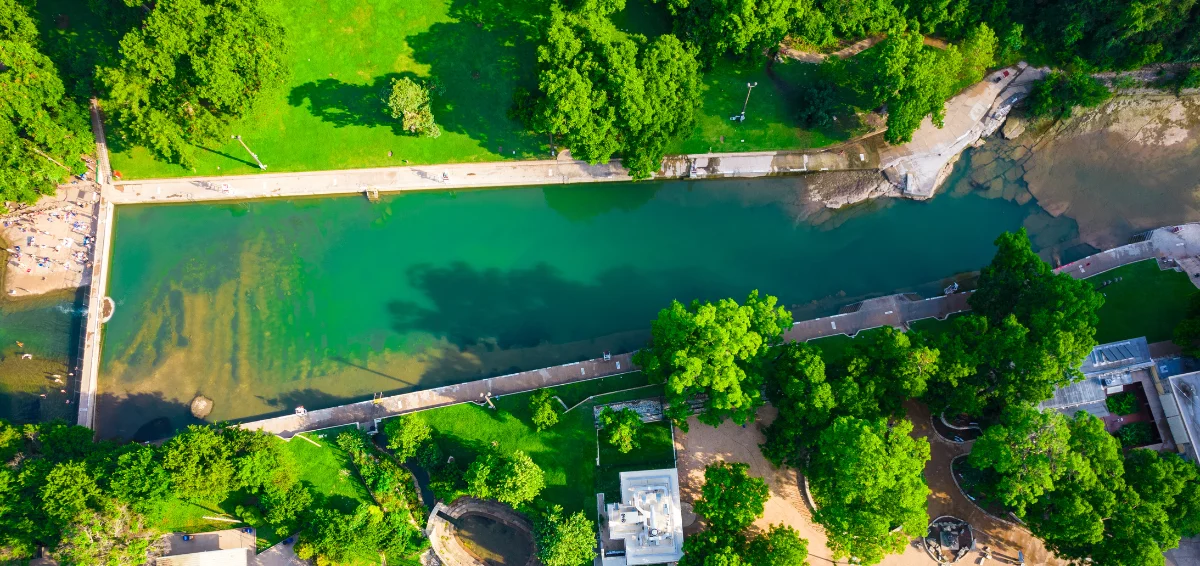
[93,177,1081,438]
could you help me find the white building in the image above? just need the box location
[600,469,685,566]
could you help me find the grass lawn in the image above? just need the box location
[596,420,676,501]
[553,371,651,408]
[412,373,669,514]
[670,56,865,155]
[107,0,549,179]
[1089,259,1197,343]
[96,0,859,179]
[146,425,375,552]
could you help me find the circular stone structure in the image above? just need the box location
[922,515,975,564]
[190,395,214,419]
[426,497,537,566]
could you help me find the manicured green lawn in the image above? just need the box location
[414,373,669,513]
[1089,259,1196,343]
[107,0,548,179]
[147,425,374,551]
[100,0,860,179]
[596,421,676,501]
[553,371,651,408]
[670,57,865,155]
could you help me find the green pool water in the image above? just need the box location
[90,177,1082,439]
[0,290,84,423]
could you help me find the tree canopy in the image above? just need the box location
[388,77,440,137]
[598,406,644,453]
[465,449,546,508]
[531,8,702,179]
[0,0,91,211]
[530,388,561,431]
[807,417,930,565]
[970,409,1200,565]
[681,462,806,566]
[927,228,1102,417]
[636,290,791,429]
[97,0,287,166]
[382,414,433,461]
[535,506,598,566]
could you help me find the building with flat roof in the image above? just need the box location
[599,469,685,566]
[1041,338,1156,417]
[1166,371,1200,461]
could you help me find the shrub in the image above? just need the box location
[1115,422,1154,447]
[388,77,440,137]
[1105,392,1138,416]
[598,407,643,453]
[530,389,561,431]
[1029,71,1112,120]
[382,415,432,461]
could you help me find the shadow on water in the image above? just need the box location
[94,391,200,441]
[386,262,713,351]
[541,184,661,223]
[330,356,406,384]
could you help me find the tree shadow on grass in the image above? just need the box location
[287,72,417,134]
[404,0,548,156]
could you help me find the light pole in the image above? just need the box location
[738,82,758,121]
[232,135,267,170]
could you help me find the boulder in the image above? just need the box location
[190,395,214,419]
[1002,116,1026,140]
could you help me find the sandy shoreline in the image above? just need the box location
[2,180,102,298]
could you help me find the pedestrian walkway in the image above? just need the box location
[785,292,971,342]
[240,353,633,437]
[103,146,878,206]
[1055,223,1200,289]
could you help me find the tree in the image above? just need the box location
[382,414,433,460]
[529,389,561,432]
[1024,411,1121,559]
[635,290,792,429]
[969,404,1073,516]
[929,229,1103,417]
[955,23,997,84]
[856,29,958,144]
[40,462,100,523]
[532,9,702,179]
[830,326,937,421]
[694,462,769,533]
[808,417,930,565]
[796,80,839,129]
[761,341,835,468]
[110,445,170,506]
[746,524,809,566]
[388,77,440,137]
[1028,71,1112,120]
[262,482,313,537]
[598,407,644,453]
[681,463,798,566]
[662,0,806,63]
[298,503,427,564]
[0,0,91,212]
[465,450,545,508]
[162,425,235,500]
[224,427,294,493]
[535,506,598,566]
[96,0,287,166]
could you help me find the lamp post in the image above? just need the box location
[232,135,267,170]
[738,82,758,121]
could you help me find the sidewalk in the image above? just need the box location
[104,146,879,205]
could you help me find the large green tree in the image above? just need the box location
[0,0,91,211]
[658,0,806,63]
[465,450,546,508]
[682,462,807,566]
[535,506,598,566]
[968,403,1073,516]
[830,326,938,421]
[97,0,287,166]
[532,9,702,179]
[761,341,835,468]
[928,228,1102,417]
[855,28,958,144]
[382,414,433,460]
[161,425,236,500]
[636,290,792,429]
[807,416,930,565]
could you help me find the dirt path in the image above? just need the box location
[779,35,947,63]
[674,403,1065,565]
